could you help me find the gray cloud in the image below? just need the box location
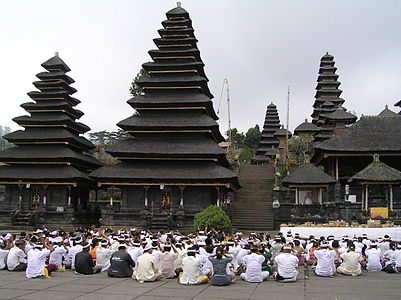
[1,0,400,136]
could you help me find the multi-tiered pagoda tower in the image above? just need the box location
[311,53,356,141]
[252,103,281,164]
[0,55,100,225]
[90,4,239,227]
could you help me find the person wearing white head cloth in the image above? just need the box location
[314,242,336,277]
[96,240,113,272]
[49,237,68,270]
[68,237,83,270]
[26,243,52,279]
[133,244,162,283]
[127,240,143,265]
[393,244,401,273]
[179,247,208,285]
[366,242,383,272]
[274,244,298,282]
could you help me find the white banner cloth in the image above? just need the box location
[280,226,401,241]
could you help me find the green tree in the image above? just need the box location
[129,66,150,97]
[244,124,261,150]
[194,205,232,232]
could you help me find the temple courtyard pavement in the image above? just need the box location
[0,269,400,300]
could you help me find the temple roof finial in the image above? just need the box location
[373,154,380,163]
[55,51,59,57]
[177,2,181,7]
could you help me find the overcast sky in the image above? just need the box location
[1,0,400,136]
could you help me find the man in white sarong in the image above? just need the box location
[240,247,269,283]
[26,243,52,279]
[274,244,299,282]
[133,244,162,283]
[337,244,362,276]
[179,248,208,285]
[314,242,336,277]
[366,242,383,272]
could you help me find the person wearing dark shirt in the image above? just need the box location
[107,244,135,278]
[75,243,97,275]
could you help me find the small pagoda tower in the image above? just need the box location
[252,102,281,164]
[90,4,239,227]
[311,53,356,141]
[0,55,100,225]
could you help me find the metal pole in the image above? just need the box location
[390,185,393,211]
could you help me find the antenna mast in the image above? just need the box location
[225,79,232,149]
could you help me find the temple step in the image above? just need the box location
[231,165,275,231]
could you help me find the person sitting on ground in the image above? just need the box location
[314,242,336,277]
[160,243,179,279]
[179,247,208,285]
[366,242,383,272]
[108,243,135,278]
[7,240,27,271]
[240,246,269,283]
[49,237,68,271]
[336,244,362,276]
[208,247,235,286]
[274,244,299,282]
[96,240,113,272]
[74,242,100,275]
[68,237,83,270]
[26,242,52,279]
[0,239,10,270]
[133,244,162,283]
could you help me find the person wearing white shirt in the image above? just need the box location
[7,241,27,271]
[336,244,362,276]
[179,248,208,285]
[127,241,143,265]
[0,241,10,270]
[68,239,83,270]
[240,247,269,283]
[133,244,162,283]
[26,244,51,279]
[393,244,401,273]
[366,243,383,272]
[274,244,299,282]
[49,238,68,269]
[96,240,113,272]
[314,243,336,277]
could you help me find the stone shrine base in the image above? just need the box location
[0,268,400,300]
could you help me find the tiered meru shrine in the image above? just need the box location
[0,55,101,225]
[0,4,400,229]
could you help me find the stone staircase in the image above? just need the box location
[150,212,169,230]
[231,165,275,231]
[12,211,31,227]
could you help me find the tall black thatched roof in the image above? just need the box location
[282,163,336,186]
[0,55,99,184]
[90,4,238,190]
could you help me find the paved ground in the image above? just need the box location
[0,269,400,300]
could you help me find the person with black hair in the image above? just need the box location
[336,243,362,276]
[160,243,178,278]
[208,247,235,286]
[366,242,383,272]
[179,247,208,285]
[7,240,27,271]
[107,244,135,278]
[240,246,269,282]
[74,242,99,275]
